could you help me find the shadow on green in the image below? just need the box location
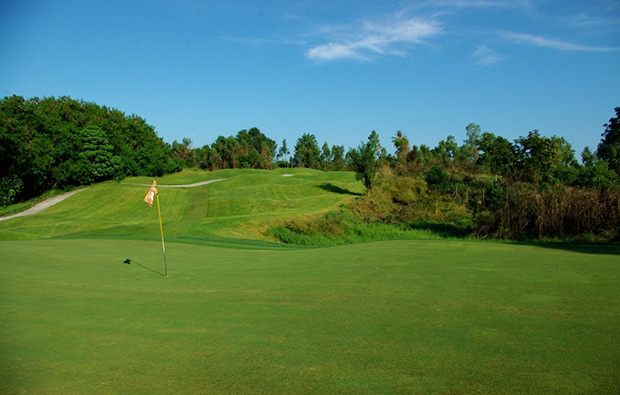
[317,182,363,196]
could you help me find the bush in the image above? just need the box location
[426,164,451,192]
[0,175,23,206]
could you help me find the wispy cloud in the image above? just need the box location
[306,18,441,61]
[563,13,620,30]
[472,46,506,65]
[505,32,618,52]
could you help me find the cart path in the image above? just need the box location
[0,188,87,222]
[0,178,226,221]
[124,179,226,188]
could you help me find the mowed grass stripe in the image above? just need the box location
[0,239,618,393]
[0,169,363,242]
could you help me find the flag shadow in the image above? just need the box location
[123,259,168,277]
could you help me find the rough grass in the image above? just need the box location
[0,239,618,394]
[268,211,445,246]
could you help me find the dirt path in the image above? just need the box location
[0,178,226,222]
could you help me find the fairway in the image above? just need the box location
[0,168,364,244]
[1,238,618,393]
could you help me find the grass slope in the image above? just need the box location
[0,168,364,244]
[1,169,619,393]
[1,239,618,393]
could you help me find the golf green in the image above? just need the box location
[1,238,618,393]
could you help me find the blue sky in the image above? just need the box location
[2,0,619,158]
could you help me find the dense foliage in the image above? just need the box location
[1,95,618,241]
[0,96,171,204]
[272,108,620,242]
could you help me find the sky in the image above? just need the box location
[1,0,619,158]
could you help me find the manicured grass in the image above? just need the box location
[0,169,364,243]
[1,239,618,393]
[1,169,618,392]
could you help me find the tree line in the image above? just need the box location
[311,108,620,241]
[169,109,620,196]
[1,95,618,240]
[1,96,172,205]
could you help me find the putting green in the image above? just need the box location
[1,239,618,393]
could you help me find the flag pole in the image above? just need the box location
[154,180,168,277]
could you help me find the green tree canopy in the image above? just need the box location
[331,145,346,171]
[294,133,321,169]
[597,107,620,175]
[349,131,383,195]
[0,95,171,203]
[478,132,516,175]
[515,130,562,183]
[392,130,410,164]
[78,125,121,184]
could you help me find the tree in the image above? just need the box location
[432,135,459,165]
[235,127,276,169]
[409,144,433,165]
[210,136,239,169]
[277,139,290,161]
[597,107,620,175]
[575,161,618,189]
[515,130,561,183]
[349,131,383,195]
[259,143,273,170]
[581,147,597,168]
[551,136,577,167]
[78,125,121,183]
[392,130,410,164]
[194,145,211,170]
[478,132,516,176]
[170,137,195,168]
[321,142,331,170]
[463,123,481,165]
[331,145,346,171]
[293,133,321,169]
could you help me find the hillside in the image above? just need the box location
[0,168,364,245]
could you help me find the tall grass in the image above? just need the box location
[269,209,443,246]
[477,184,620,240]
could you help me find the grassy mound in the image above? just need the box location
[0,168,364,244]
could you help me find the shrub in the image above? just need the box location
[0,175,23,206]
[426,164,451,192]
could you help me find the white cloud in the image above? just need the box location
[472,46,506,65]
[505,32,618,52]
[306,18,441,61]
[306,42,365,61]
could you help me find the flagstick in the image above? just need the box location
[154,181,168,278]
